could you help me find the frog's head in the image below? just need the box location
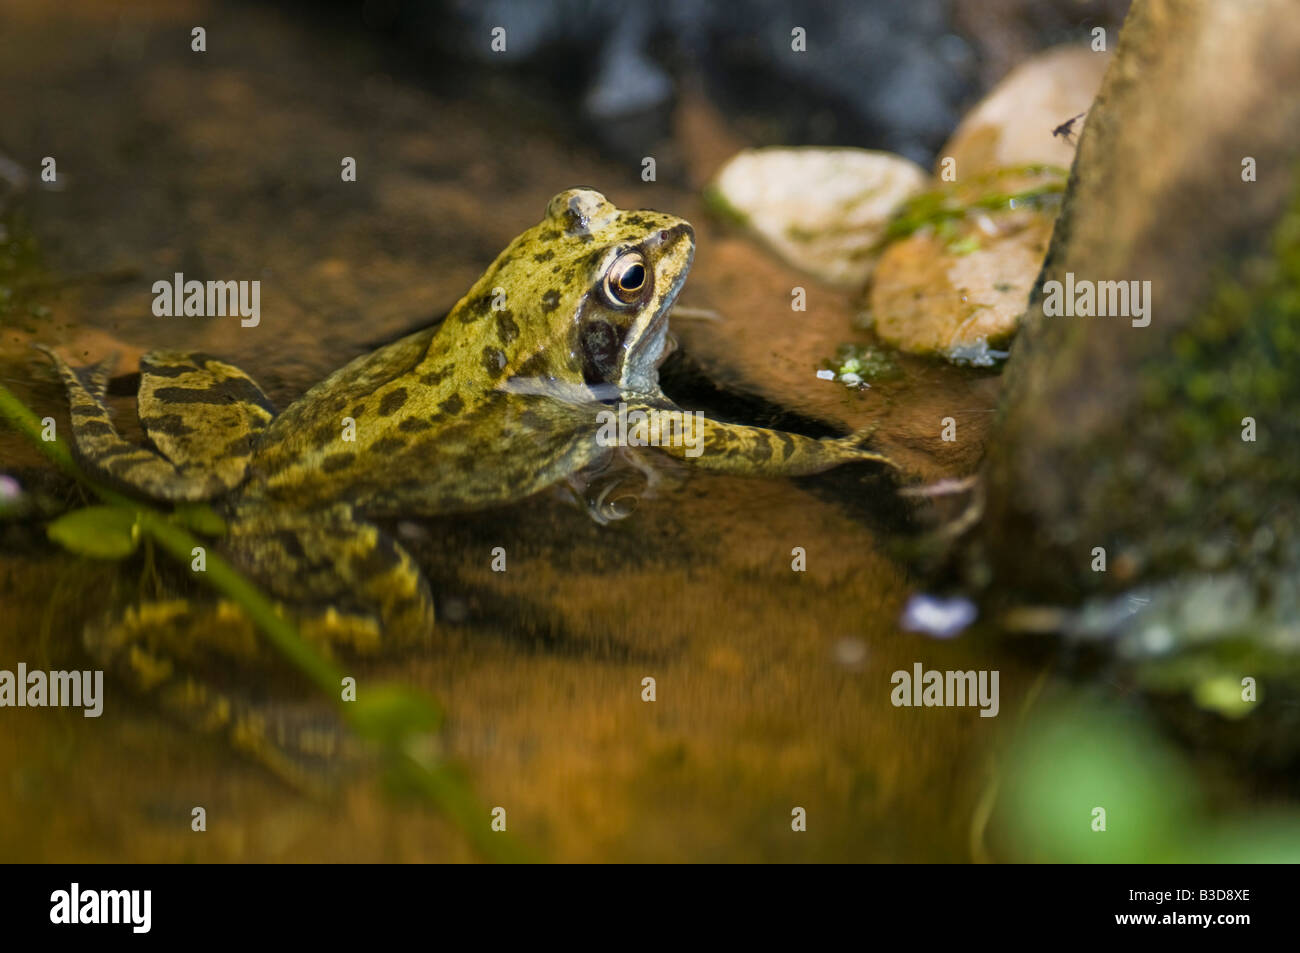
[449,188,694,398]
[545,188,695,395]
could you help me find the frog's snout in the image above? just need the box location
[650,222,695,261]
[658,222,694,244]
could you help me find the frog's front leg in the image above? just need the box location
[84,503,434,789]
[624,399,896,477]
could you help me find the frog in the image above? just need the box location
[40,188,894,785]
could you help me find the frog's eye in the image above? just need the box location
[603,252,649,307]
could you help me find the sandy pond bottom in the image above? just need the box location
[0,440,1045,862]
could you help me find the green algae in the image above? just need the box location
[878,165,1068,249]
[820,342,901,385]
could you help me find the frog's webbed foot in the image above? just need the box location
[86,505,434,790]
[827,423,900,470]
[37,347,274,501]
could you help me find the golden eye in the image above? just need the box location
[604,253,648,306]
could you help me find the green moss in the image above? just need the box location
[1042,166,1300,718]
[1122,167,1300,576]
[700,185,751,229]
[879,165,1068,247]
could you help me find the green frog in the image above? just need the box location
[42,188,893,783]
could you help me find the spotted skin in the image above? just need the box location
[38,345,270,501]
[41,188,895,785]
[622,398,892,476]
[137,351,275,488]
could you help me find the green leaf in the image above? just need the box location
[171,502,227,536]
[47,505,140,559]
[349,685,443,746]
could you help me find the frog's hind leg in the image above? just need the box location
[135,350,275,492]
[83,504,434,789]
[38,347,273,501]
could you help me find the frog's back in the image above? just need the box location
[242,325,448,499]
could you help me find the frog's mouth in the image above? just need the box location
[623,308,671,387]
[618,224,694,395]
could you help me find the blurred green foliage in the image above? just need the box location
[994,694,1300,862]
